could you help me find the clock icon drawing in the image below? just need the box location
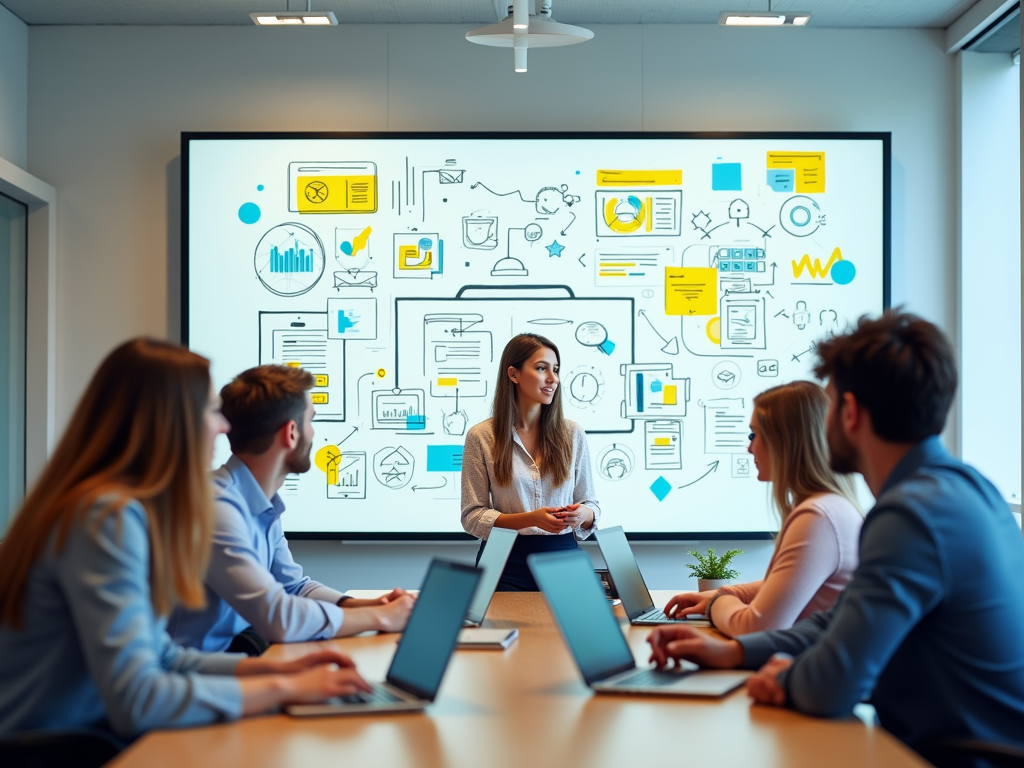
[567,366,604,410]
[305,180,329,204]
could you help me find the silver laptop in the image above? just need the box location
[528,550,751,697]
[596,525,707,626]
[286,558,482,716]
[465,527,518,627]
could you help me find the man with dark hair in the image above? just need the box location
[648,311,1024,756]
[169,365,413,653]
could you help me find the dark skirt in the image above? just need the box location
[477,532,579,592]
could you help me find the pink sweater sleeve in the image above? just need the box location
[717,580,763,603]
[710,507,840,638]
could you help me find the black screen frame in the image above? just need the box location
[181,130,891,542]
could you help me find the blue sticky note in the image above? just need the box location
[712,163,742,191]
[649,379,663,393]
[598,339,615,355]
[406,414,426,430]
[427,445,463,471]
[767,169,794,192]
[650,476,672,502]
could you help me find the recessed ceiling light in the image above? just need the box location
[719,7,811,27]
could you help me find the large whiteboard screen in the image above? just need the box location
[185,133,888,537]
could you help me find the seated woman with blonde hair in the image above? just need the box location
[0,339,370,741]
[665,380,862,638]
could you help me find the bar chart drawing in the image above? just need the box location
[254,222,325,296]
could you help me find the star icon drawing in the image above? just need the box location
[546,240,565,257]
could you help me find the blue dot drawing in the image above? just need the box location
[256,184,265,192]
[238,202,261,225]
[831,260,856,285]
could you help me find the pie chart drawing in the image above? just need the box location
[254,222,326,297]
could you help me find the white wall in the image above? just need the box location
[0,5,27,169]
[960,51,1021,504]
[25,24,956,588]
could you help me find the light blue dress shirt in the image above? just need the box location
[168,455,347,651]
[0,500,243,740]
[736,437,1024,751]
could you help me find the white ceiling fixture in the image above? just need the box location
[250,0,337,26]
[720,0,811,27]
[466,0,593,74]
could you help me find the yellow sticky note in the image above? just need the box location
[286,361,301,368]
[314,374,329,387]
[665,267,718,316]
[311,393,329,405]
[436,377,458,387]
[654,437,671,446]
[767,151,825,193]
[663,385,677,405]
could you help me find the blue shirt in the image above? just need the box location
[737,437,1024,750]
[168,456,348,651]
[0,500,243,740]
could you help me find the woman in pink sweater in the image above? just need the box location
[664,380,862,638]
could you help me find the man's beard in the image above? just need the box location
[826,404,859,475]
[284,431,312,475]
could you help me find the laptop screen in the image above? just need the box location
[595,526,656,621]
[387,560,482,700]
[465,527,518,624]
[528,550,636,686]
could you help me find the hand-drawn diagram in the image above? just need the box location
[191,136,884,536]
[254,223,326,297]
[374,446,414,489]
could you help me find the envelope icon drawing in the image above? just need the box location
[439,170,465,184]
[333,270,378,290]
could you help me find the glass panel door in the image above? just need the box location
[0,192,26,534]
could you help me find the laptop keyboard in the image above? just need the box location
[335,686,404,706]
[614,668,692,688]
[639,609,675,622]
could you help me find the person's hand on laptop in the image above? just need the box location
[277,663,373,708]
[647,625,744,670]
[664,589,719,619]
[236,647,358,676]
[746,653,792,707]
[341,588,415,608]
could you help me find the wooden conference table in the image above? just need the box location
[111,591,928,768]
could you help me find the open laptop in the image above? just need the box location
[464,527,517,627]
[286,558,482,716]
[595,526,707,626]
[528,550,751,697]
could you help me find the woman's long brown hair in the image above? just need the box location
[491,334,573,488]
[753,380,860,524]
[0,338,215,628]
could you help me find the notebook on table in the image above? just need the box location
[286,558,482,716]
[528,550,750,698]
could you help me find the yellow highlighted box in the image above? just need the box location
[597,169,683,187]
[663,385,678,405]
[654,437,671,446]
[665,267,718,316]
[311,393,329,405]
[767,152,826,193]
[436,377,458,387]
[314,374,329,387]
[286,361,301,368]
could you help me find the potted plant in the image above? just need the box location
[686,548,743,592]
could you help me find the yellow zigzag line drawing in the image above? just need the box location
[792,247,843,279]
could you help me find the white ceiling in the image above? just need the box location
[0,0,981,28]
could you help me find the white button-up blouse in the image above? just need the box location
[461,418,601,539]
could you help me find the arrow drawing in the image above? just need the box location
[578,252,586,268]
[412,477,448,492]
[676,460,720,489]
[560,211,577,236]
[338,426,358,446]
[638,309,679,355]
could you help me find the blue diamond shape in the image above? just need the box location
[650,476,672,502]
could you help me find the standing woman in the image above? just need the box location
[0,338,369,741]
[663,380,862,637]
[462,333,600,591]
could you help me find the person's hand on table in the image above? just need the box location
[236,648,357,677]
[647,625,744,669]
[341,588,415,608]
[747,653,792,707]
[369,593,416,632]
[664,589,719,619]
